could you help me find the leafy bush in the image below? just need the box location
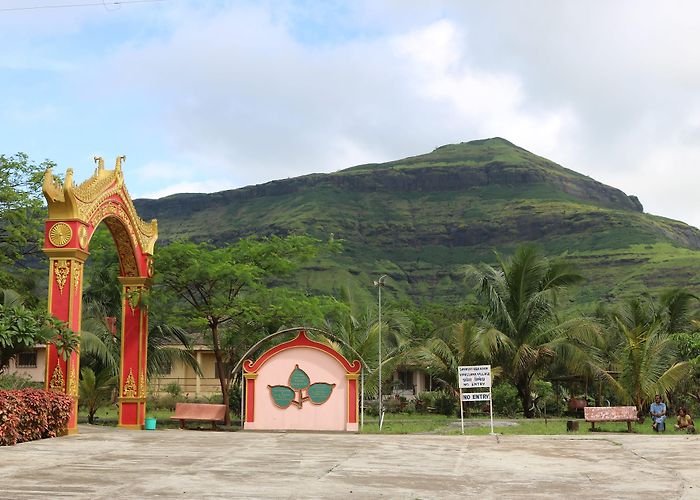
[0,388,72,446]
[164,382,182,397]
[0,372,41,390]
[417,391,457,415]
[403,401,417,414]
[532,380,565,416]
[152,394,178,410]
[384,397,403,413]
[364,399,379,416]
[208,393,224,404]
[433,390,458,416]
[492,383,520,417]
[417,391,437,412]
[228,383,241,415]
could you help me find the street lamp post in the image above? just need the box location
[374,274,387,431]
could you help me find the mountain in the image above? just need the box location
[134,138,700,308]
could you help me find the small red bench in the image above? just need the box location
[584,406,637,432]
[170,403,227,430]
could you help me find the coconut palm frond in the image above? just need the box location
[655,362,693,397]
[79,328,119,374]
[0,289,23,307]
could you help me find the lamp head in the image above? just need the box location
[374,274,388,287]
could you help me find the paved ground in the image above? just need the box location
[1,426,698,499]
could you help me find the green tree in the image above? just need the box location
[0,153,52,292]
[468,245,599,417]
[79,367,118,424]
[0,289,68,372]
[78,227,201,380]
[673,322,700,407]
[416,319,499,396]
[78,301,200,381]
[598,293,695,411]
[321,286,412,397]
[155,235,330,425]
[81,227,122,318]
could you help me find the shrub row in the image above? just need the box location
[0,388,72,446]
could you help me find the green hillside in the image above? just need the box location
[134,138,700,308]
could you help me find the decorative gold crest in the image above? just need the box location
[49,364,65,392]
[72,261,82,293]
[49,222,72,247]
[42,156,158,255]
[67,366,79,396]
[54,259,70,294]
[123,368,137,398]
[139,370,147,399]
[78,225,88,249]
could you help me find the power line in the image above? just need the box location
[0,0,166,12]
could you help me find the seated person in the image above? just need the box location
[675,407,696,434]
[649,394,667,432]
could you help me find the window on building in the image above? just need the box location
[16,351,37,368]
[397,369,413,390]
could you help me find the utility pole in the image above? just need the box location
[373,274,387,431]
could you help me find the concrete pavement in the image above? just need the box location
[0,425,698,499]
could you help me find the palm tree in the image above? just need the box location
[79,308,201,380]
[415,319,500,396]
[468,245,600,417]
[79,367,118,424]
[323,286,412,396]
[598,294,694,411]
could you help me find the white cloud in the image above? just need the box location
[3,1,700,229]
[138,179,238,200]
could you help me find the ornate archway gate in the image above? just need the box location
[42,157,157,433]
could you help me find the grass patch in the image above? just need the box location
[362,415,687,435]
[360,413,454,434]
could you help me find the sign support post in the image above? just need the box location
[459,387,465,434]
[489,384,494,435]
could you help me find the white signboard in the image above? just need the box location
[458,365,491,389]
[461,392,491,402]
[458,365,495,435]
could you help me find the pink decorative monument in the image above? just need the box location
[243,331,361,431]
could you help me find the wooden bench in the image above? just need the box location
[170,403,227,430]
[584,406,637,432]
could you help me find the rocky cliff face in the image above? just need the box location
[134,138,700,305]
[138,161,643,218]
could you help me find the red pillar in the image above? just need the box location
[346,373,359,431]
[244,373,257,423]
[117,278,151,429]
[44,221,88,435]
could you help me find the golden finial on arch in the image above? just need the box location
[93,156,105,171]
[115,155,126,171]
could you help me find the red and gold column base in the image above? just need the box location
[118,397,147,429]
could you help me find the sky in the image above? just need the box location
[2,0,700,227]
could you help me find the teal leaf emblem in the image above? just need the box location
[289,364,310,390]
[269,365,336,409]
[308,382,336,404]
[269,385,295,408]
